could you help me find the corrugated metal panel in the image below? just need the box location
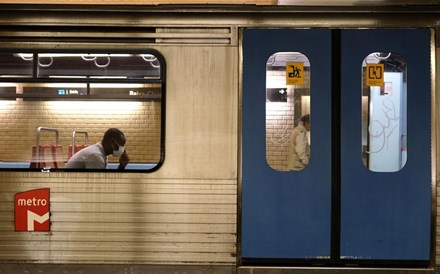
[0,25,236,46]
[0,0,275,4]
[0,0,437,5]
[156,27,237,45]
[279,0,440,4]
[0,176,237,264]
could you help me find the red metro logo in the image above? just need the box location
[15,188,50,232]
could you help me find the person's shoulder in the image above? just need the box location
[294,125,306,133]
[84,143,103,152]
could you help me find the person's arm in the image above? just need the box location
[294,131,309,165]
[118,151,129,170]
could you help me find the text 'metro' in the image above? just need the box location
[15,188,50,232]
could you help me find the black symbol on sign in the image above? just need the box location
[288,65,302,78]
[368,66,383,79]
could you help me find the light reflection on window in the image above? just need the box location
[266,52,311,171]
[362,52,407,172]
[0,51,165,172]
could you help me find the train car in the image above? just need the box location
[0,1,438,274]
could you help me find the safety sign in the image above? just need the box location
[286,62,304,85]
[366,64,384,86]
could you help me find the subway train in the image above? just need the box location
[0,2,439,274]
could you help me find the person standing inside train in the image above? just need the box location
[287,114,310,170]
[65,128,129,169]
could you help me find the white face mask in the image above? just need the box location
[112,145,125,157]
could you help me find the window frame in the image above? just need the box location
[0,49,166,173]
[265,51,311,172]
[361,51,407,173]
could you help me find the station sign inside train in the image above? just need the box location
[21,86,160,97]
[14,188,50,232]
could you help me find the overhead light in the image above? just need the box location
[49,76,87,78]
[89,76,127,79]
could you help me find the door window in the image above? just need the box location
[361,52,407,172]
[266,52,311,171]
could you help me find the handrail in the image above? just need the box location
[72,131,89,155]
[35,127,59,166]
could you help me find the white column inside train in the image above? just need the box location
[368,72,405,172]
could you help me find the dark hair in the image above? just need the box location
[300,114,310,124]
[102,128,125,143]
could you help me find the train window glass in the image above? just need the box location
[266,52,310,171]
[37,54,161,79]
[361,52,407,172]
[0,51,165,172]
[0,53,33,78]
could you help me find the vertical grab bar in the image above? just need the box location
[72,131,89,156]
[35,127,59,167]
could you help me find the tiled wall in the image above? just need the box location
[0,99,161,164]
[266,95,295,171]
[266,70,310,171]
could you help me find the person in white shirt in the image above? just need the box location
[65,128,129,170]
[287,114,310,170]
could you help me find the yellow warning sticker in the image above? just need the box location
[366,64,384,86]
[286,62,304,85]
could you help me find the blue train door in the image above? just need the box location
[242,29,333,261]
[241,28,432,265]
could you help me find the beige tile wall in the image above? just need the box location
[0,99,161,164]
[266,70,310,171]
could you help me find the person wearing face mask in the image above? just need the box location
[64,128,129,169]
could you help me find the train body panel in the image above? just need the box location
[0,43,239,265]
[0,3,437,274]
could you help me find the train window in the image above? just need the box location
[0,51,165,172]
[361,52,407,172]
[36,53,160,79]
[266,52,310,171]
[0,53,34,78]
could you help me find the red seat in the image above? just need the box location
[30,145,53,168]
[30,144,64,168]
[52,145,64,168]
[67,145,88,161]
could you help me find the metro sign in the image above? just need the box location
[15,188,50,232]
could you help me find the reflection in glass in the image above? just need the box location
[0,97,161,170]
[266,52,311,171]
[37,53,161,79]
[0,52,164,172]
[0,53,33,77]
[362,52,407,172]
[89,83,162,99]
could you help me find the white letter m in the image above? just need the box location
[27,210,49,231]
